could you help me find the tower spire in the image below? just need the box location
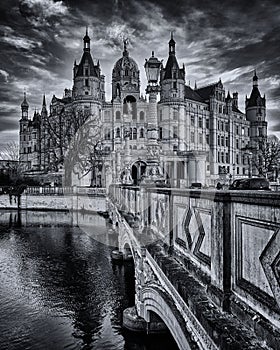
[253,69,258,87]
[123,39,129,56]
[83,27,90,52]
[42,94,46,106]
[169,31,175,55]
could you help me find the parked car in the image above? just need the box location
[229,178,270,190]
[190,182,202,189]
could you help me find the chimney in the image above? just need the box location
[233,92,238,108]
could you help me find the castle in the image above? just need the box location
[19,31,267,187]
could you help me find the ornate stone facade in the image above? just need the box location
[19,32,267,187]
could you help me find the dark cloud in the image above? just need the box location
[0,0,280,146]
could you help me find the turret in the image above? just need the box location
[21,92,29,120]
[160,33,185,102]
[246,70,267,145]
[225,91,232,114]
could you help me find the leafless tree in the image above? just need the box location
[63,112,103,185]
[0,141,19,161]
[251,136,280,178]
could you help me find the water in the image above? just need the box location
[0,211,178,350]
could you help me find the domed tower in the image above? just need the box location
[246,70,267,143]
[72,29,105,103]
[112,40,140,107]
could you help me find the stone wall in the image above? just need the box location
[0,193,106,212]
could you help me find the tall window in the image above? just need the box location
[191,115,195,126]
[140,128,144,138]
[116,128,120,138]
[159,127,162,139]
[116,111,121,120]
[173,126,178,138]
[191,132,195,143]
[198,117,203,128]
[85,79,89,87]
[133,128,137,140]
[140,111,145,120]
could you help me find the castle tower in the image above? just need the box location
[159,33,185,102]
[112,40,140,107]
[159,34,186,154]
[72,29,105,106]
[19,92,29,164]
[246,70,267,144]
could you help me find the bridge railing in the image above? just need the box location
[23,186,106,196]
[109,184,280,334]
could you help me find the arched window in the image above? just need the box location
[116,111,121,120]
[116,127,120,138]
[133,128,137,140]
[105,129,111,140]
[140,128,144,138]
[140,111,145,120]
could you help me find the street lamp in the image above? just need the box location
[141,52,165,186]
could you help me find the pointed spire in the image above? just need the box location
[21,91,29,108]
[43,94,46,106]
[169,31,175,55]
[226,90,232,101]
[83,27,90,52]
[194,81,197,90]
[123,39,129,56]
[253,69,258,86]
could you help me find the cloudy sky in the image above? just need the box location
[0,0,279,148]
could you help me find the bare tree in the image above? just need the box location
[45,106,92,172]
[0,141,19,161]
[63,113,103,186]
[251,136,280,178]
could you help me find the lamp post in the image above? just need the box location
[141,51,165,186]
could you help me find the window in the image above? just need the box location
[191,115,195,126]
[125,69,128,76]
[159,127,162,139]
[140,128,144,138]
[225,137,229,147]
[116,111,121,120]
[236,139,239,149]
[236,154,239,164]
[133,128,137,140]
[258,127,263,136]
[105,129,111,140]
[206,134,210,144]
[221,152,224,163]
[226,153,229,163]
[85,68,89,76]
[221,136,224,146]
[85,91,89,95]
[140,111,145,120]
[191,132,195,143]
[173,110,178,120]
[236,125,239,135]
[173,82,177,89]
[173,126,178,138]
[199,133,203,144]
[85,79,89,87]
[199,117,203,128]
[217,135,220,146]
[206,119,209,129]
[116,128,120,138]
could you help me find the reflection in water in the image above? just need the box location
[0,210,178,350]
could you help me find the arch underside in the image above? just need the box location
[142,285,199,350]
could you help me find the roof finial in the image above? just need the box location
[86,25,88,36]
[43,94,46,106]
[171,31,174,40]
[123,38,129,56]
[152,50,154,57]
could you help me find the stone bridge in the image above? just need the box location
[108,184,280,350]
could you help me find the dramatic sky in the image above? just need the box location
[0,0,279,148]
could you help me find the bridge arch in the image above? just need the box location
[141,286,197,350]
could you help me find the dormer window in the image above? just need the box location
[85,68,89,76]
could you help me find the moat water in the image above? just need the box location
[0,211,178,350]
